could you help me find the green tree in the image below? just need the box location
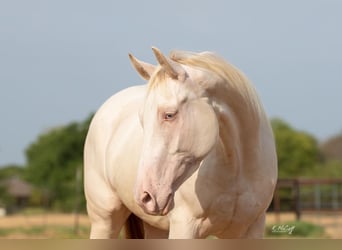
[320,134,342,163]
[25,114,93,211]
[271,118,321,178]
[314,133,342,178]
[0,165,25,180]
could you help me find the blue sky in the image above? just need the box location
[0,0,341,166]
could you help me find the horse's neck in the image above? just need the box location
[210,87,262,173]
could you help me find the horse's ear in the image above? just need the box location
[152,47,187,81]
[129,53,156,80]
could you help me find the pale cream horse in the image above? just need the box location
[84,47,277,239]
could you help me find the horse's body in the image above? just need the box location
[84,48,277,239]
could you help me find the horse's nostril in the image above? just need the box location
[141,191,153,204]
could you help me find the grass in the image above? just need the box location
[265,221,326,238]
[20,207,48,215]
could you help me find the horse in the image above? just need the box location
[84,47,277,239]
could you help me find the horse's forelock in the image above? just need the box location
[147,67,169,92]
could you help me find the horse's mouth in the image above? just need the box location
[161,194,174,215]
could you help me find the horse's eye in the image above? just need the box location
[164,112,177,121]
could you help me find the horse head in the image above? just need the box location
[129,47,219,215]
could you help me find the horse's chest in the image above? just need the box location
[214,191,264,235]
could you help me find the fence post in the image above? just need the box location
[73,166,82,235]
[314,184,321,211]
[332,184,338,210]
[273,186,281,223]
[294,179,301,221]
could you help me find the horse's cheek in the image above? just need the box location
[190,101,219,158]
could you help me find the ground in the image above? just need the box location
[0,212,341,238]
[0,213,90,239]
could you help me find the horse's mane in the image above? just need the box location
[148,50,264,120]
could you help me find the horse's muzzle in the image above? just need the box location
[136,191,174,216]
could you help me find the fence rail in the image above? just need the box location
[269,178,342,220]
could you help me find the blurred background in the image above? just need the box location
[0,0,341,238]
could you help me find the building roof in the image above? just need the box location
[2,176,32,197]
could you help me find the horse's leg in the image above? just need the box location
[87,194,130,239]
[110,204,131,238]
[143,222,169,239]
[215,213,266,239]
[243,213,266,238]
[168,215,203,239]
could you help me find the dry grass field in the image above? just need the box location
[0,212,341,239]
[0,213,91,239]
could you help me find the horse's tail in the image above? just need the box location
[124,213,145,239]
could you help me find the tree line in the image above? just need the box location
[0,115,341,212]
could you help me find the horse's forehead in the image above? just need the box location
[149,78,190,103]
